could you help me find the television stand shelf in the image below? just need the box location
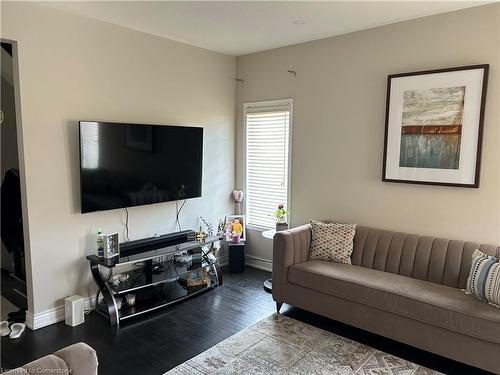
[86,235,222,327]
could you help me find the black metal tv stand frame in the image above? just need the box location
[86,231,223,327]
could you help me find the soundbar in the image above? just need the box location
[120,229,195,256]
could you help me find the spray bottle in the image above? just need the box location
[96,228,106,258]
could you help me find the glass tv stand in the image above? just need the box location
[86,236,223,327]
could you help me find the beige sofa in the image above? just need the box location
[3,342,98,375]
[273,224,500,374]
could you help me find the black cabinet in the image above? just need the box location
[228,242,245,273]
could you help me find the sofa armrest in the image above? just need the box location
[53,342,98,375]
[272,224,311,303]
[23,355,68,374]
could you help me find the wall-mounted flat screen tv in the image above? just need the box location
[79,121,203,213]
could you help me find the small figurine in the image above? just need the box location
[217,219,226,239]
[231,218,243,237]
[196,226,207,243]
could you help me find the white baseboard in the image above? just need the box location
[26,296,95,330]
[245,254,272,272]
[26,307,63,330]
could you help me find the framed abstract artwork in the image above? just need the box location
[382,65,488,188]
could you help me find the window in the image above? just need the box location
[244,99,292,229]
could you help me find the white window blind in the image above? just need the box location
[245,101,291,228]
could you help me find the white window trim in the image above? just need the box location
[243,98,293,230]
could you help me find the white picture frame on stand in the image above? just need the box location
[104,232,120,259]
[225,215,246,242]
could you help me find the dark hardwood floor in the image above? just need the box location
[1,267,275,375]
[1,266,491,375]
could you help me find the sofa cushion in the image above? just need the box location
[466,249,500,308]
[309,221,356,264]
[289,260,500,344]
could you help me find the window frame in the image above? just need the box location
[243,98,293,231]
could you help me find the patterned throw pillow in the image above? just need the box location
[465,249,500,308]
[308,220,357,264]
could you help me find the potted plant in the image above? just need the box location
[273,204,288,231]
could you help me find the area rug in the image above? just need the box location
[165,313,441,374]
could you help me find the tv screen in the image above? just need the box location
[79,121,203,213]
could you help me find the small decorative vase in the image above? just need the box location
[125,294,136,307]
[115,298,123,310]
[231,233,241,243]
[276,222,288,232]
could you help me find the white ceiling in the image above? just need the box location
[45,1,489,56]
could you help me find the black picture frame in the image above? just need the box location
[382,64,489,188]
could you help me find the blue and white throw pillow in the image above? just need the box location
[465,249,500,308]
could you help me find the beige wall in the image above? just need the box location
[2,1,500,319]
[1,2,236,315]
[236,4,500,262]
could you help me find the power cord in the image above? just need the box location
[175,199,187,231]
[124,208,131,242]
[124,199,186,240]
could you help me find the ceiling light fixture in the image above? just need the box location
[293,19,306,25]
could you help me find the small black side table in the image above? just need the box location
[228,242,245,273]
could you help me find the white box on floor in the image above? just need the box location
[65,295,84,326]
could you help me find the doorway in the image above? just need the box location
[1,40,27,323]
